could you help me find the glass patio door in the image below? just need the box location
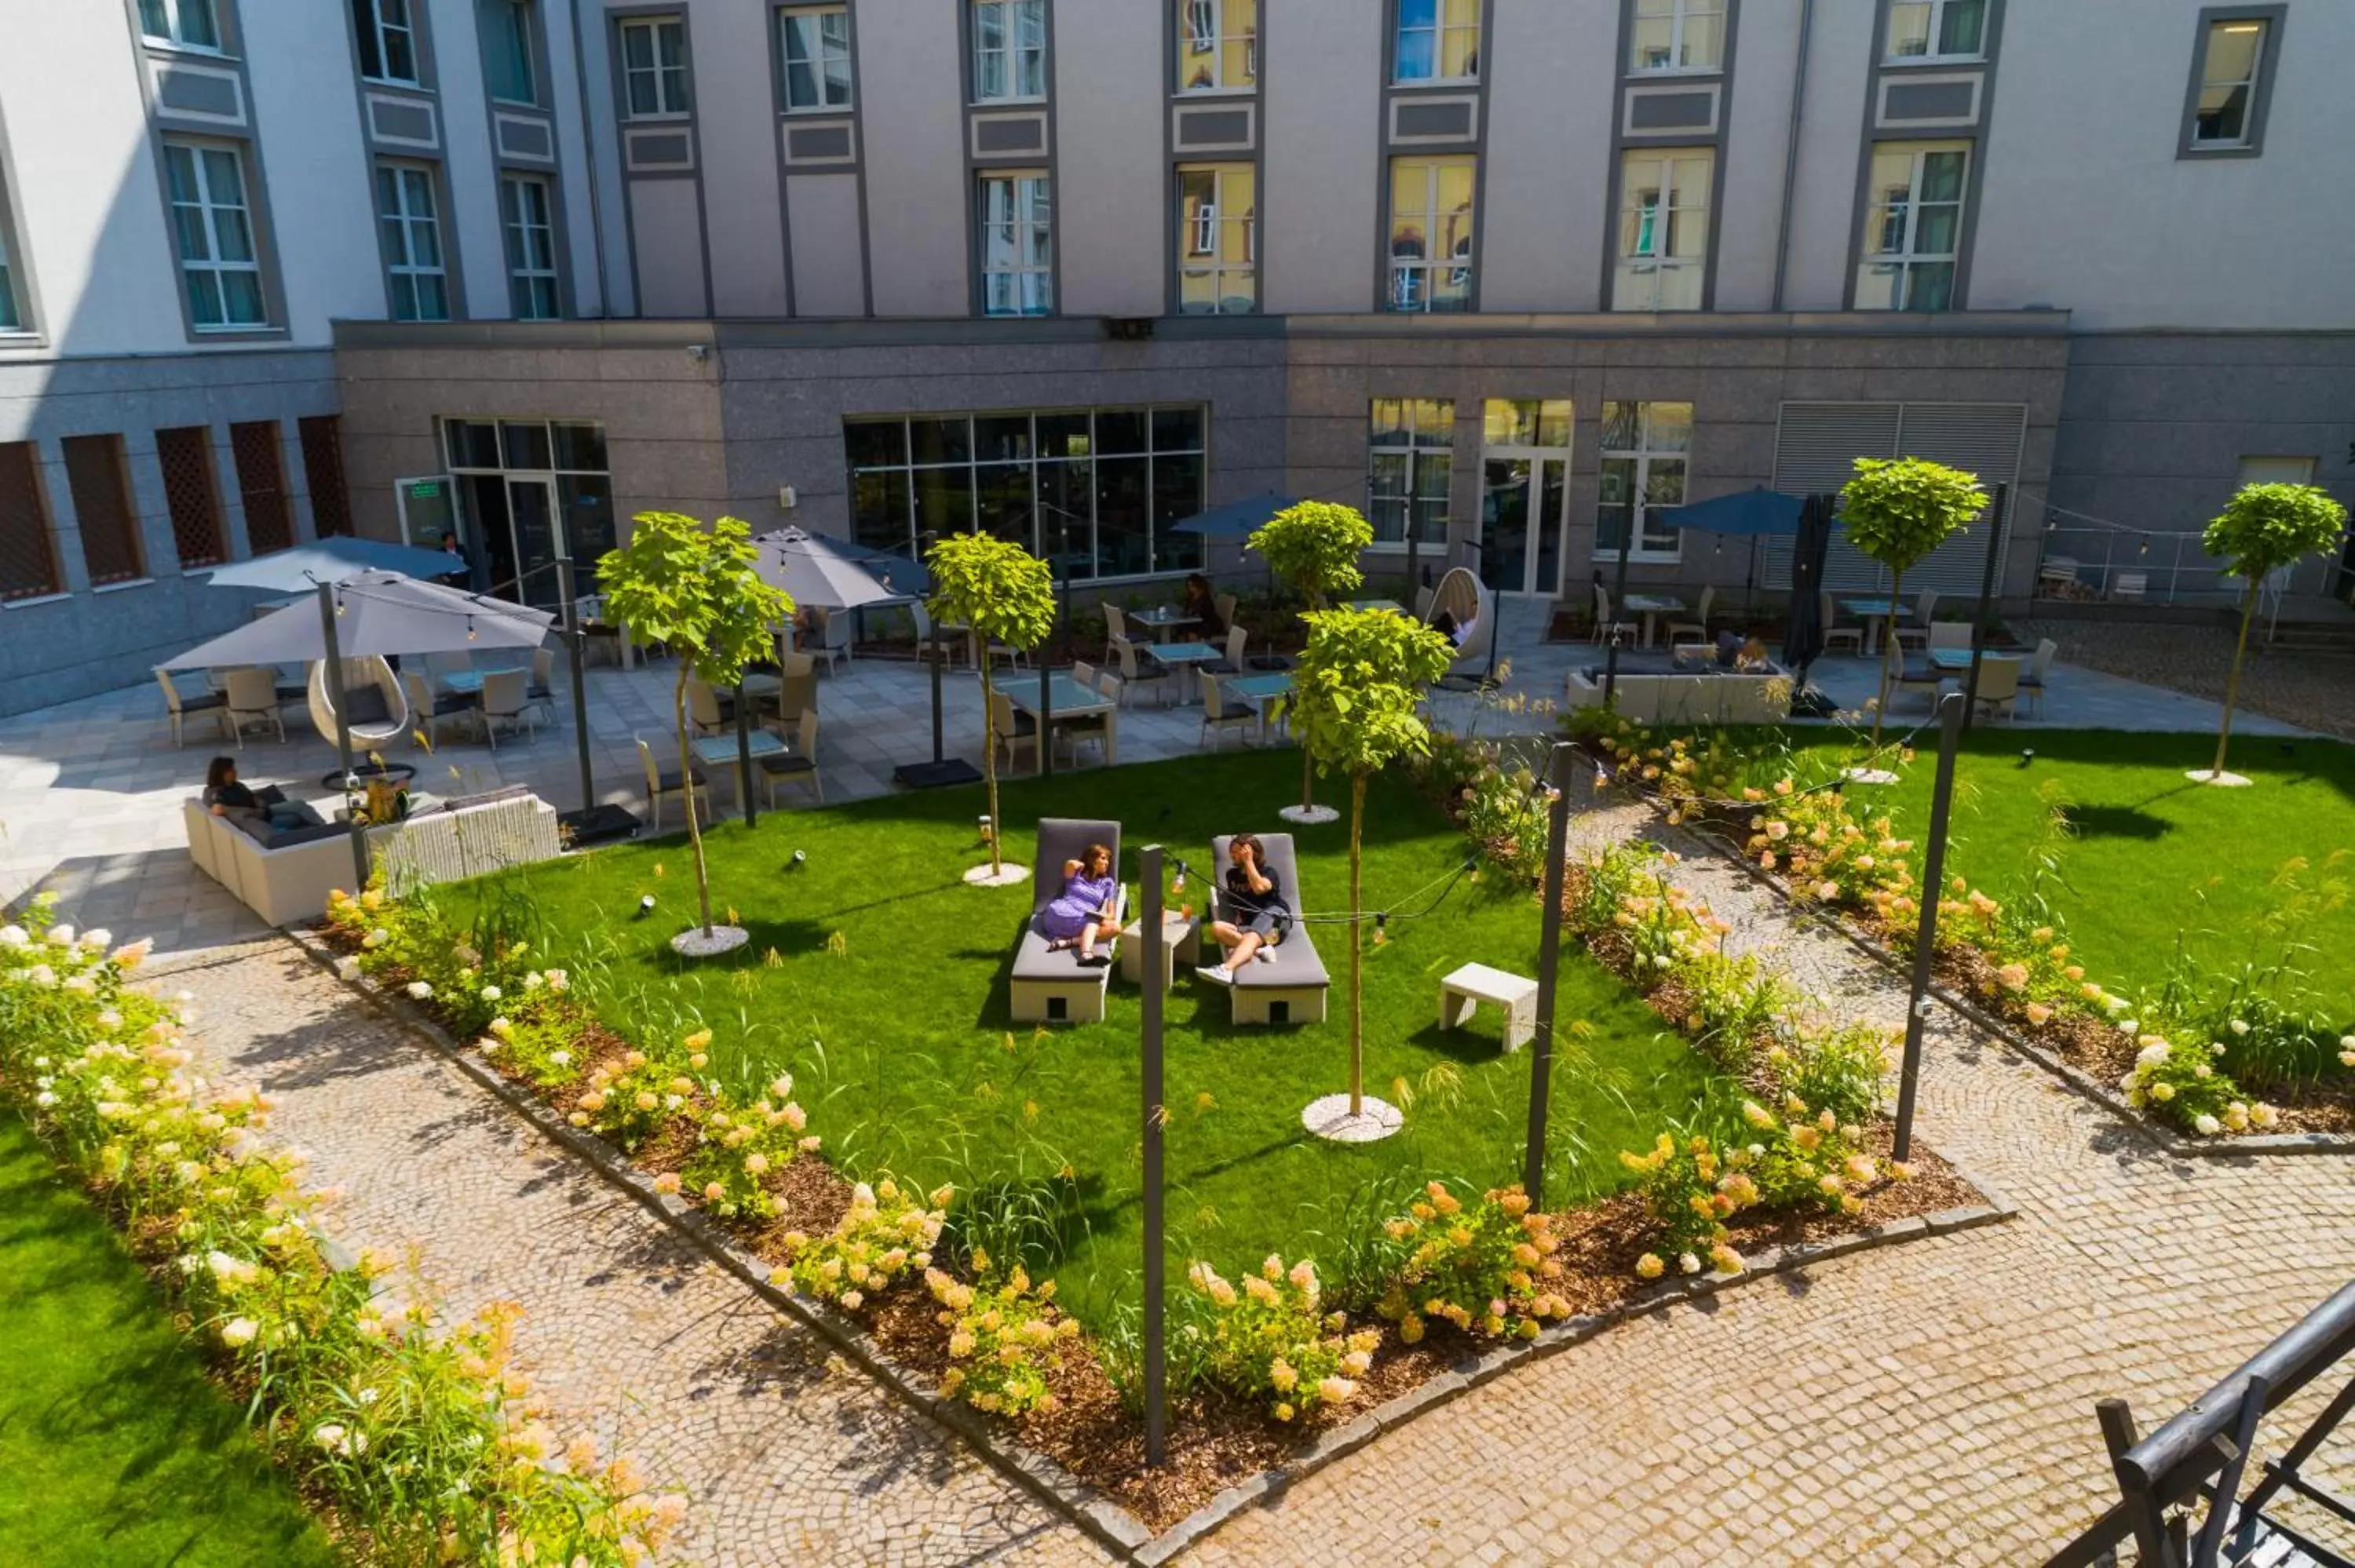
[506,476,561,609]
[1480,454,1568,596]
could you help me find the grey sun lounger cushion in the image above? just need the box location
[1010,817,1125,983]
[1210,833,1329,990]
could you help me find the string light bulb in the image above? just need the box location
[466,616,478,641]
[1371,912,1389,946]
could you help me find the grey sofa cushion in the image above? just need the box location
[1210,833,1329,989]
[1010,817,1123,983]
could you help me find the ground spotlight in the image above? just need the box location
[790,849,807,869]
[637,894,656,917]
[2020,748,2035,767]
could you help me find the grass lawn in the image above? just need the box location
[475,749,1733,1331]
[1779,727,2355,1020]
[0,1116,337,1567]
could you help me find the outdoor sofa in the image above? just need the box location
[1564,663,1793,726]
[184,787,563,927]
[1009,817,1127,1024]
[1209,833,1329,1025]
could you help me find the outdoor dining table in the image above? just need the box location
[1145,640,1225,702]
[1620,593,1687,649]
[1346,597,1405,614]
[1840,598,1904,655]
[1926,646,1979,671]
[438,669,487,695]
[690,729,788,798]
[1007,674,1119,775]
[1225,671,1293,743]
[1128,607,1199,643]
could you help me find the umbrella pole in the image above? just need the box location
[736,680,757,827]
[557,556,593,815]
[317,582,367,890]
[1601,529,1634,710]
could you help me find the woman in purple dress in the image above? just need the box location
[1040,842,1120,965]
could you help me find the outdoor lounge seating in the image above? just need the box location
[308,656,407,748]
[1009,818,1127,1024]
[1209,832,1328,1025]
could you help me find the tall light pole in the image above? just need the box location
[1138,844,1167,1465]
[1893,689,1965,1161]
[1523,742,1574,1204]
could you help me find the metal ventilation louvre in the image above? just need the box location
[1765,402,2025,593]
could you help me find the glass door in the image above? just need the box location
[506,476,560,609]
[1479,454,1569,596]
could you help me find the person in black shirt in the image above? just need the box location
[1199,831,1291,985]
[203,755,261,816]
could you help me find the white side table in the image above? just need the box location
[1120,912,1198,986]
[1438,962,1539,1052]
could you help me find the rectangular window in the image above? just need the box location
[1176,163,1255,315]
[0,201,20,332]
[0,442,60,601]
[1386,155,1475,312]
[1394,0,1479,82]
[139,0,222,50]
[352,0,421,85]
[2189,16,2269,149]
[973,0,1047,101]
[375,162,449,321]
[1612,148,1711,310]
[156,426,228,566]
[1177,0,1257,92]
[480,0,537,104]
[780,5,853,111]
[978,171,1053,317]
[1630,0,1722,72]
[1367,399,1453,547]
[1482,399,1572,450]
[501,174,560,319]
[1854,140,1968,310]
[1886,0,1985,60]
[63,436,143,587]
[619,17,692,117]
[162,140,266,330]
[300,416,353,538]
[1594,401,1691,560]
[845,407,1204,580]
[231,420,292,555]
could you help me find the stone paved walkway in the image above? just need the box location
[141,813,2355,1566]
[150,941,1109,1568]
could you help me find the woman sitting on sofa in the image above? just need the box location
[203,757,315,833]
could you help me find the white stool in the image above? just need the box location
[1439,962,1539,1052]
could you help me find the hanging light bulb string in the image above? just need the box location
[1163,851,1483,929]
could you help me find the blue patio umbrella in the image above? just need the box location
[1656,486,1806,537]
[202,536,466,590]
[1170,491,1305,538]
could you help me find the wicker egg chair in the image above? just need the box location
[307,655,411,747]
[1426,567,1498,684]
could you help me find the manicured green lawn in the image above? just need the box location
[1778,728,2355,1020]
[0,1117,337,1567]
[479,749,1732,1330]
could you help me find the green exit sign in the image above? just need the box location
[407,480,443,500]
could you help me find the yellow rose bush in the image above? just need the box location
[926,1252,1081,1416]
[1373,1183,1574,1344]
[1187,1253,1378,1422]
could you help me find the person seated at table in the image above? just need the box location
[1199,831,1291,986]
[1181,573,1225,636]
[790,604,827,647]
[1040,842,1120,965]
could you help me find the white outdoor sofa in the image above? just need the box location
[1565,665,1793,726]
[184,788,563,926]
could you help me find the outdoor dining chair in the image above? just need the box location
[1199,624,1250,677]
[157,669,228,747]
[1109,636,1172,707]
[1199,678,1255,752]
[1667,586,1718,648]
[637,737,707,830]
[1591,585,1636,647]
[1894,590,1941,651]
[1927,620,1973,651]
[685,678,728,736]
[810,607,853,675]
[400,669,480,749]
[1971,656,2022,722]
[1213,593,1239,633]
[910,602,963,669]
[1820,591,1864,655]
[758,709,823,808]
[425,650,473,690]
[524,647,557,725]
[1101,602,1130,644]
[479,669,535,751]
[224,667,286,747]
[987,687,1039,771]
[2016,638,2058,716]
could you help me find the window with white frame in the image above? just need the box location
[351,0,421,85]
[162,140,266,330]
[2189,16,2269,148]
[1394,0,1479,82]
[1854,140,1968,310]
[1386,155,1475,312]
[972,0,1046,101]
[375,162,449,322]
[1612,148,1711,310]
[501,174,559,320]
[1629,0,1722,72]
[1176,163,1254,315]
[1367,399,1453,547]
[1886,0,1985,61]
[139,0,222,51]
[480,0,538,104]
[619,16,691,118]
[1594,401,1691,560]
[1177,0,1256,91]
[977,171,1052,316]
[780,6,853,111]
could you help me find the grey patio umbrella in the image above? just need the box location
[203,536,466,590]
[166,571,554,885]
[750,526,921,608]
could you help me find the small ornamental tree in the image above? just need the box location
[1250,501,1375,817]
[928,533,1056,877]
[1839,457,1988,747]
[599,512,794,939]
[2202,483,2348,779]
[1291,607,1455,1120]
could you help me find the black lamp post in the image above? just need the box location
[1522,742,1574,1205]
[1893,689,1966,1162]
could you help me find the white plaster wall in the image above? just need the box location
[1713,0,1804,312]
[577,2,638,314]
[629,177,707,315]
[685,0,788,316]
[425,0,510,321]
[1971,0,2355,330]
[1481,0,1616,312]
[1053,0,1163,317]
[1261,0,1382,313]
[860,0,970,315]
[539,0,611,316]
[240,0,383,341]
[1776,0,1875,311]
[786,173,866,317]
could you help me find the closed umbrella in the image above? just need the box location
[202,537,467,591]
[1781,494,1836,676]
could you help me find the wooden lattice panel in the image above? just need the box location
[299,415,352,538]
[156,425,226,569]
[0,441,60,601]
[231,419,292,555]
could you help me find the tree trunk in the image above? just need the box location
[2212,583,2258,779]
[1348,771,1366,1118]
[1869,569,1904,752]
[1301,748,1316,815]
[980,647,1003,876]
[677,666,714,935]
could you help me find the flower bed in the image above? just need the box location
[0,899,677,1567]
[1577,716,2355,1143]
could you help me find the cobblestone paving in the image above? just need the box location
[150,941,1110,1568]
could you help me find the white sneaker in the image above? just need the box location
[1199,964,1233,986]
